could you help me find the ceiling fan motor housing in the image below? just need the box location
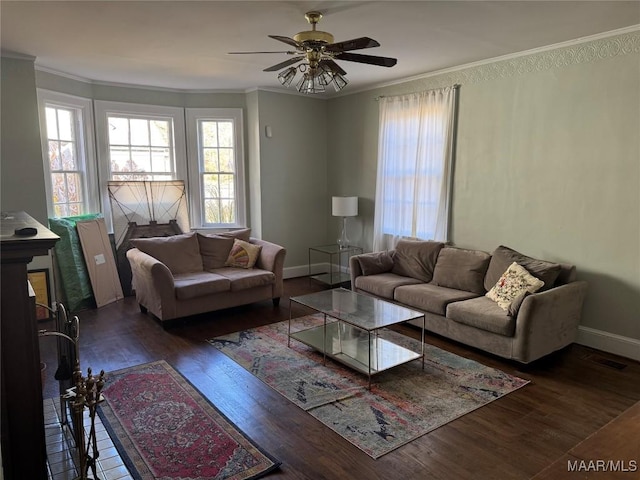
[293,30,334,45]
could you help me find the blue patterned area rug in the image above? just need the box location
[209,315,529,459]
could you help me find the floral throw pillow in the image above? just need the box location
[225,239,262,269]
[486,262,544,311]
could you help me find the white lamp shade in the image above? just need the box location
[332,196,358,217]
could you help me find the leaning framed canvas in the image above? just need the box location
[27,269,52,321]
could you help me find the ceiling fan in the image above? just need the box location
[228,11,397,94]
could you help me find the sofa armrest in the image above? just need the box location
[251,238,286,298]
[349,255,364,289]
[513,280,588,363]
[126,248,177,319]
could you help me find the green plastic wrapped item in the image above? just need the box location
[49,214,101,312]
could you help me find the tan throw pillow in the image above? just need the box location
[197,234,235,270]
[486,262,544,311]
[391,239,444,282]
[431,247,491,294]
[130,232,203,275]
[225,239,262,268]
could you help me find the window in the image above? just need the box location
[107,116,174,181]
[94,101,186,229]
[373,87,458,251]
[186,109,245,228]
[37,90,97,218]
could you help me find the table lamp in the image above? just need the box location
[332,196,358,248]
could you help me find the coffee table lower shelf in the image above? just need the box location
[289,321,423,387]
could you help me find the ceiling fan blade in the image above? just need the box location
[325,37,380,52]
[263,56,304,72]
[335,52,397,67]
[319,59,347,76]
[229,51,296,55]
[268,35,301,49]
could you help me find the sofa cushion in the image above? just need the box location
[219,228,251,242]
[431,247,491,294]
[447,296,516,337]
[354,273,422,300]
[131,232,203,275]
[216,267,275,291]
[225,239,262,268]
[486,262,545,311]
[391,239,444,282]
[394,284,479,316]
[173,272,230,300]
[484,245,561,292]
[197,234,234,270]
[357,251,394,276]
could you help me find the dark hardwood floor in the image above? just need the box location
[38,278,640,480]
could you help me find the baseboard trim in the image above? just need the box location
[576,326,640,362]
[284,262,349,280]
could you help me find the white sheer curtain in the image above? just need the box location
[373,86,457,251]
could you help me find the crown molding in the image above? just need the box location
[1,50,36,61]
[339,24,640,98]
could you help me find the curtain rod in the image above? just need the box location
[375,83,460,101]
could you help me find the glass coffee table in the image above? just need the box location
[288,288,426,389]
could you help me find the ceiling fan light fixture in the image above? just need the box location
[332,71,348,92]
[278,66,297,86]
[318,67,334,87]
[296,71,325,94]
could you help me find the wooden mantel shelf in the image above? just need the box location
[1,211,60,480]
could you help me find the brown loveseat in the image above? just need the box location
[126,229,285,324]
[350,240,588,363]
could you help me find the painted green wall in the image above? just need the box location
[1,57,48,224]
[254,90,328,268]
[327,31,640,349]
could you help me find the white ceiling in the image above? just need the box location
[1,1,639,96]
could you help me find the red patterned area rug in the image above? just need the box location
[98,360,281,480]
[209,315,530,459]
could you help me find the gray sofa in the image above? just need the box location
[350,240,587,363]
[126,230,286,324]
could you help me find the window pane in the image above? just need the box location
[151,147,171,172]
[49,141,61,171]
[57,109,74,141]
[54,204,66,218]
[218,149,234,172]
[108,117,129,145]
[65,173,82,203]
[203,174,219,198]
[131,147,151,172]
[218,121,233,147]
[67,203,82,216]
[130,119,149,146]
[204,199,220,224]
[51,173,67,203]
[110,146,131,173]
[46,108,58,139]
[149,120,169,146]
[201,121,218,147]
[220,199,235,223]
[203,149,219,172]
[60,142,76,170]
[219,174,234,198]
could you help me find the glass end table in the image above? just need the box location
[308,244,363,286]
